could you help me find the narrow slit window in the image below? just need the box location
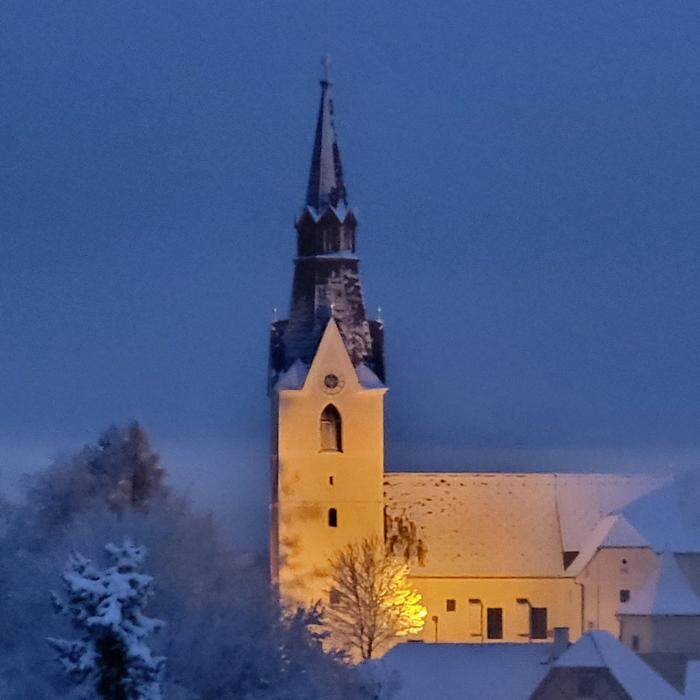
[328,508,338,528]
[320,405,342,452]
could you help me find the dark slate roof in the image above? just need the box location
[305,67,347,213]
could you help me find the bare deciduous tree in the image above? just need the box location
[325,537,427,659]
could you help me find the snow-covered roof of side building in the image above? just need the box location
[618,550,700,616]
[368,642,551,700]
[685,661,700,700]
[554,474,668,552]
[552,631,683,699]
[567,514,650,577]
[384,472,667,577]
[620,474,700,554]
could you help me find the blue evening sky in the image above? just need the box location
[2,2,698,546]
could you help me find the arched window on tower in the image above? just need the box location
[320,405,342,452]
[328,508,338,527]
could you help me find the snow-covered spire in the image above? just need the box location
[305,55,348,213]
[268,62,386,388]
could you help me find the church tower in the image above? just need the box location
[269,63,386,607]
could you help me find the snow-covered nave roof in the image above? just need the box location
[567,514,650,577]
[384,472,668,577]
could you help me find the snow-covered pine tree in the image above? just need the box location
[48,539,165,700]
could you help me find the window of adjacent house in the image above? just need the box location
[530,607,548,640]
[487,608,503,639]
[328,508,338,528]
[446,599,456,612]
[329,475,334,485]
[577,674,595,697]
[320,405,342,452]
[329,588,341,606]
[620,589,630,603]
[632,635,640,651]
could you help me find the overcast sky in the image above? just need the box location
[2,2,699,547]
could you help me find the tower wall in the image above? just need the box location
[271,322,386,607]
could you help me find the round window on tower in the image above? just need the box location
[322,373,345,394]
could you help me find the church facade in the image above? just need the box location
[268,71,699,650]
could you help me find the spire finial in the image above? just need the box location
[322,54,332,84]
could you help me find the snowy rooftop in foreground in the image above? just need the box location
[371,633,682,700]
[553,631,682,699]
[369,642,550,700]
[384,472,667,577]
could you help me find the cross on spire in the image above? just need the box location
[322,54,332,84]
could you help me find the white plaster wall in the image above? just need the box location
[677,554,700,597]
[651,617,700,654]
[577,547,658,637]
[620,615,700,656]
[619,615,654,653]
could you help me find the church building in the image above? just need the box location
[268,68,700,651]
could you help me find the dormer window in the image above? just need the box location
[320,404,342,452]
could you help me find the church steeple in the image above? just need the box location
[268,61,385,387]
[305,56,348,213]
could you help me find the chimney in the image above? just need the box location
[550,627,570,661]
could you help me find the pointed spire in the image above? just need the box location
[305,55,348,212]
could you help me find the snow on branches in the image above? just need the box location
[48,539,164,700]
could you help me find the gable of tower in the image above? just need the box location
[302,318,364,395]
